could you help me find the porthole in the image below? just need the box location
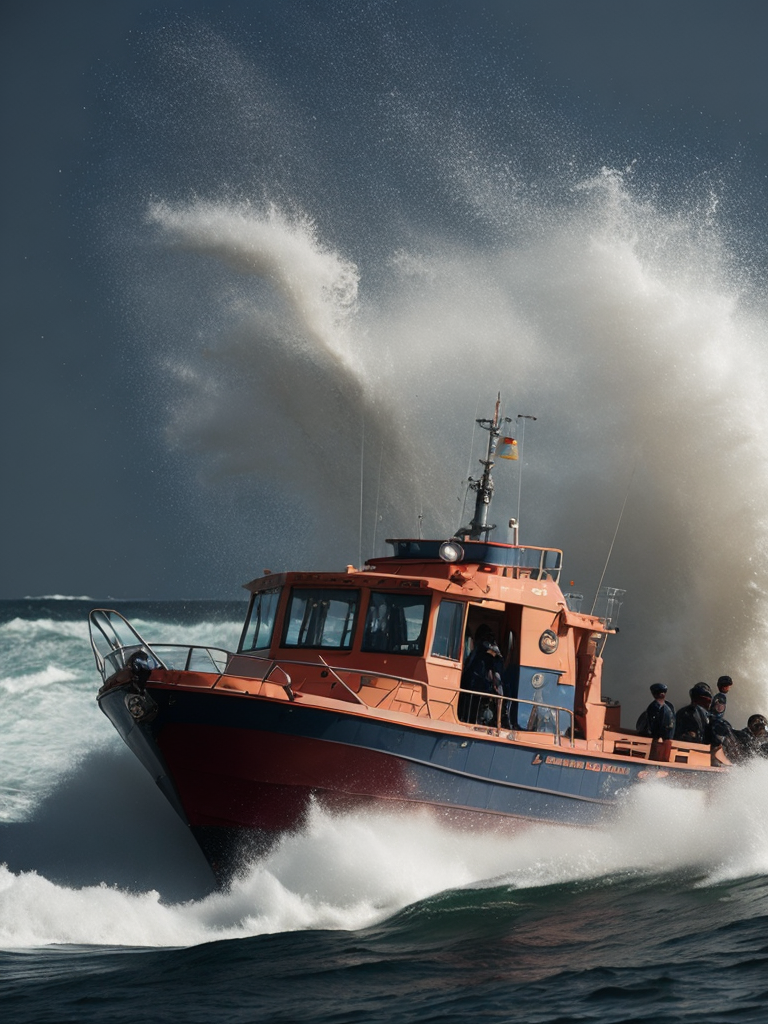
[539,629,558,654]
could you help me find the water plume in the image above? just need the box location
[117,23,768,723]
[146,199,429,559]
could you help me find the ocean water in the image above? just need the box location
[7,4,768,1020]
[2,599,768,1023]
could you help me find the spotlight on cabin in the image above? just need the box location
[439,540,465,563]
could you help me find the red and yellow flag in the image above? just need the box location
[498,436,518,460]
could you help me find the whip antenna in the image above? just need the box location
[458,394,482,525]
[371,443,384,556]
[515,414,537,540]
[590,458,638,615]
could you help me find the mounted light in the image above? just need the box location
[439,540,465,563]
[539,629,559,654]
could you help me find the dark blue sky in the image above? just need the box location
[1,0,766,599]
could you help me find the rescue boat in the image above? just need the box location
[89,399,723,879]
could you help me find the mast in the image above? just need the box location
[458,394,511,541]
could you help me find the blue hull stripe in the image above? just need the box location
[135,686,714,827]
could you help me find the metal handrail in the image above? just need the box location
[461,690,576,747]
[317,655,366,705]
[88,609,235,686]
[90,622,575,747]
[88,608,166,680]
[506,545,563,583]
[257,660,295,701]
[228,651,429,688]
[223,652,447,716]
[224,651,574,744]
[150,643,231,673]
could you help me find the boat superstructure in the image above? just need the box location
[89,400,723,878]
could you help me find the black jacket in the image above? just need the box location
[637,700,676,740]
[674,702,712,744]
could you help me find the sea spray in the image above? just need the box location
[143,173,768,721]
[144,199,429,553]
[110,22,768,717]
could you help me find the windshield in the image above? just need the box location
[240,587,281,651]
[362,591,431,655]
[283,588,359,649]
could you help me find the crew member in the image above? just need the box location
[732,714,768,761]
[709,693,738,761]
[674,682,713,744]
[459,625,504,725]
[636,682,676,761]
[715,675,733,709]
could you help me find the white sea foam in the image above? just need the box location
[147,200,360,363]
[125,617,243,652]
[0,613,240,822]
[3,760,768,949]
[0,617,91,641]
[0,665,78,695]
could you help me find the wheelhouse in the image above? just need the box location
[230,534,622,747]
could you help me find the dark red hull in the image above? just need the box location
[97,680,719,881]
[159,724,408,832]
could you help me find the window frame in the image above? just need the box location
[361,590,432,656]
[239,586,282,653]
[281,587,360,651]
[429,599,466,662]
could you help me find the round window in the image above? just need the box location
[539,629,558,654]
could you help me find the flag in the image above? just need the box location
[498,436,518,460]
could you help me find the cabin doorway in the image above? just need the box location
[462,604,523,724]
[465,606,521,670]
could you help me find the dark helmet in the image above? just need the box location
[690,682,712,700]
[748,714,768,735]
[475,624,495,641]
[717,675,733,689]
[650,683,668,697]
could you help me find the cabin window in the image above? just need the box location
[240,587,281,651]
[283,588,359,649]
[362,592,431,655]
[430,600,464,661]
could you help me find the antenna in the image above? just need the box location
[457,395,481,524]
[371,443,384,556]
[515,414,537,540]
[458,393,512,541]
[590,459,638,615]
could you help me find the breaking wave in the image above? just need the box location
[4,757,768,948]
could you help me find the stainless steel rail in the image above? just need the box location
[88,610,574,746]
